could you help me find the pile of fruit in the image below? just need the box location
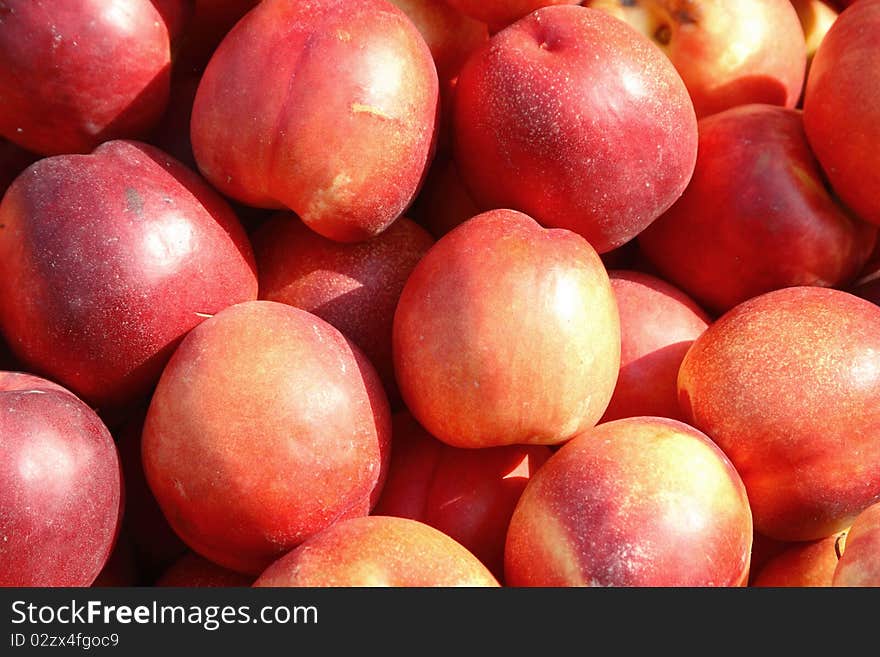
[1,0,878,588]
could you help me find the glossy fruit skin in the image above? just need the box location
[0,140,258,411]
[504,416,753,587]
[393,209,620,448]
[142,301,391,575]
[0,0,171,155]
[0,372,122,586]
[253,516,500,587]
[803,0,880,226]
[679,286,880,541]
[253,213,434,404]
[190,0,439,243]
[587,0,807,118]
[639,104,876,314]
[372,411,552,578]
[453,5,698,254]
[600,270,710,422]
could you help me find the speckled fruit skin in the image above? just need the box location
[600,271,710,423]
[253,214,434,404]
[587,0,806,119]
[393,209,620,448]
[156,552,254,587]
[253,516,500,587]
[678,287,880,541]
[803,0,880,226]
[190,0,439,243]
[386,0,488,153]
[504,416,753,587]
[142,301,391,575]
[833,501,880,587]
[446,0,581,32]
[0,140,258,412]
[751,529,846,587]
[638,105,876,314]
[453,5,697,254]
[0,0,171,156]
[0,372,122,587]
[372,411,552,579]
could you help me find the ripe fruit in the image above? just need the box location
[751,530,846,587]
[156,552,254,587]
[253,213,434,403]
[601,270,710,422]
[832,501,880,587]
[0,372,122,586]
[0,140,258,411]
[373,411,551,578]
[803,0,880,226]
[0,0,171,155]
[679,286,880,541]
[638,104,875,314]
[253,516,500,587]
[453,5,698,253]
[142,301,391,575]
[190,0,439,242]
[504,416,753,587]
[393,209,620,448]
[587,0,807,118]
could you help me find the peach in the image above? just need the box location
[393,209,620,448]
[0,140,258,411]
[600,271,711,423]
[638,104,875,314]
[0,0,171,155]
[142,301,391,575]
[679,286,880,541]
[803,0,880,225]
[252,213,434,404]
[751,530,847,587]
[190,0,439,242]
[832,501,880,587]
[373,411,552,578]
[453,5,697,254]
[504,417,753,586]
[588,0,807,118]
[253,516,500,587]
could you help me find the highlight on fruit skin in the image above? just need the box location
[252,516,501,587]
[504,416,754,587]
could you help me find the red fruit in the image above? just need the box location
[253,516,500,587]
[751,530,846,587]
[373,411,552,578]
[253,214,434,404]
[190,0,439,242]
[803,0,880,225]
[393,209,620,448]
[156,553,254,587]
[142,301,391,575]
[679,286,880,541]
[0,372,122,586]
[0,140,258,411]
[587,0,807,118]
[639,104,875,314]
[505,417,753,587]
[833,501,880,587]
[453,5,698,253]
[0,0,171,155]
[601,271,711,422]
